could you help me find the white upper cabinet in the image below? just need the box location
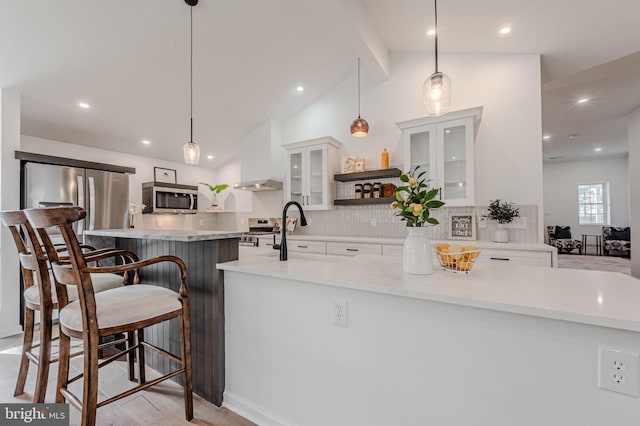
[398,106,482,207]
[283,137,341,210]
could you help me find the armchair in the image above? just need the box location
[546,226,583,254]
[602,226,630,256]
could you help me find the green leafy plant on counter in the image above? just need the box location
[390,165,445,227]
[486,199,520,224]
[199,182,229,207]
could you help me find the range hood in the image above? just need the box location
[235,119,284,192]
[234,179,282,191]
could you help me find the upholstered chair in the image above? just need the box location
[0,209,137,403]
[546,225,583,254]
[602,226,631,256]
[25,206,193,426]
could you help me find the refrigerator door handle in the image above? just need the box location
[88,176,96,230]
[77,176,85,234]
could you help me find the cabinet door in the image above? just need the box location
[287,149,305,205]
[437,118,474,206]
[305,146,328,210]
[403,124,437,182]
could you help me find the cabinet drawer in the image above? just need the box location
[475,249,551,267]
[382,244,404,257]
[288,240,327,254]
[327,242,382,256]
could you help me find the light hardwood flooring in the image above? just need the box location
[0,330,255,426]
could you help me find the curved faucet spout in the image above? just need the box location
[280,201,308,261]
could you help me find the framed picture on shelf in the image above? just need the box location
[354,158,366,172]
[449,213,476,240]
[154,167,177,184]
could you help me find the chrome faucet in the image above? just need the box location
[279,201,308,261]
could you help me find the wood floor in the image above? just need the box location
[0,331,255,426]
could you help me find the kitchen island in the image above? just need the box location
[218,253,640,426]
[84,228,241,406]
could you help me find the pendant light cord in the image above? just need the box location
[190,4,194,143]
[357,57,361,118]
[434,0,439,73]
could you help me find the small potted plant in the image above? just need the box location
[486,199,520,243]
[390,165,445,274]
[199,182,229,210]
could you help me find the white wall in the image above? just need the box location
[282,52,544,239]
[543,155,629,239]
[629,108,640,278]
[0,88,23,338]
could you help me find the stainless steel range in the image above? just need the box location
[239,218,280,247]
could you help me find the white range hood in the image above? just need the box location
[235,119,284,192]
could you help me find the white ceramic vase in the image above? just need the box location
[493,224,509,243]
[403,227,433,275]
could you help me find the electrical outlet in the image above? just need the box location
[598,347,639,397]
[478,216,487,229]
[332,298,348,327]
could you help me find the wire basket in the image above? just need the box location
[434,248,481,274]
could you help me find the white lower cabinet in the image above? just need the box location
[474,249,551,267]
[327,242,382,256]
[382,244,404,257]
[287,240,327,254]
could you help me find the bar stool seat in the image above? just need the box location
[23,272,124,309]
[59,285,182,334]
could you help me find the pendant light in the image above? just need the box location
[183,0,201,165]
[350,57,369,138]
[423,0,451,116]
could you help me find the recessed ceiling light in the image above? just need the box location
[207,155,214,159]
[568,134,578,140]
[594,147,602,152]
[451,156,456,160]
[142,139,151,145]
[543,135,551,141]
[499,26,511,35]
[296,86,304,93]
[78,102,90,109]
[577,97,589,104]
[445,129,451,133]
[426,28,436,36]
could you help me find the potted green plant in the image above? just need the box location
[390,166,445,274]
[199,182,229,209]
[486,199,520,242]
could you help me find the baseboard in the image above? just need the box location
[0,324,23,339]
[223,392,298,426]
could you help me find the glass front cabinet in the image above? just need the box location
[398,106,482,207]
[283,136,341,210]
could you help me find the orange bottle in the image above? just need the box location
[381,148,389,169]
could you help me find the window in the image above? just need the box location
[578,183,610,225]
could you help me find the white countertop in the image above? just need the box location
[218,253,640,332]
[275,234,554,252]
[84,228,242,242]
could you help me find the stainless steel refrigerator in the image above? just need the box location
[24,162,130,235]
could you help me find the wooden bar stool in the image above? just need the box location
[0,209,138,403]
[25,206,193,426]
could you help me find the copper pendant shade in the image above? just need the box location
[350,57,369,138]
[423,0,451,116]
[183,0,201,165]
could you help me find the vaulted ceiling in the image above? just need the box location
[1,0,639,166]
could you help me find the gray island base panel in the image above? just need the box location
[84,230,240,406]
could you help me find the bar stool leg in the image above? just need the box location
[179,305,193,421]
[14,308,34,397]
[56,332,71,403]
[137,328,146,384]
[33,305,53,403]
[80,336,100,426]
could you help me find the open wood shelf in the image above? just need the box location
[333,196,396,206]
[334,168,402,182]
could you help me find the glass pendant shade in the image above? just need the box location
[350,117,369,137]
[424,71,451,116]
[183,141,200,165]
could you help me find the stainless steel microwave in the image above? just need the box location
[142,182,198,214]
